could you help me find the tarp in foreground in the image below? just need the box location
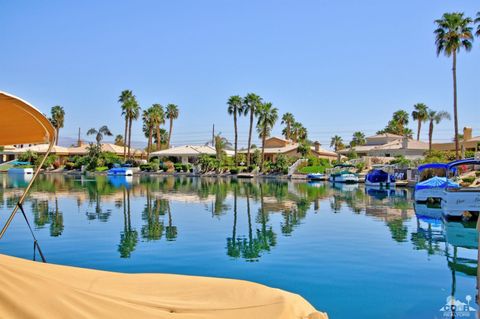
[0,254,327,319]
[0,91,55,146]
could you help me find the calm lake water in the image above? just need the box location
[0,174,478,319]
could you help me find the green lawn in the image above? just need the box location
[298,165,327,174]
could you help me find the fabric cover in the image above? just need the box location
[0,254,327,319]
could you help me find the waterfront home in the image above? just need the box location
[240,137,338,162]
[433,127,480,153]
[0,141,145,163]
[339,133,429,159]
[149,145,234,164]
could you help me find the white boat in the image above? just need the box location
[414,163,453,202]
[8,167,34,174]
[364,165,396,188]
[441,158,480,218]
[107,167,133,176]
[328,164,359,184]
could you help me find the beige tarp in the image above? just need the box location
[0,254,327,319]
[0,91,55,146]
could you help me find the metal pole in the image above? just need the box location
[0,140,54,239]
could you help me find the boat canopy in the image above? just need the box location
[447,158,480,170]
[0,91,55,146]
[415,176,460,191]
[417,163,447,172]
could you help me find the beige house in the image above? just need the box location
[432,127,480,153]
[339,133,429,159]
[149,145,234,164]
[0,142,144,163]
[240,137,338,162]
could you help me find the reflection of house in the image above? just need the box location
[149,145,234,164]
[240,137,338,162]
[433,127,480,152]
[339,133,429,159]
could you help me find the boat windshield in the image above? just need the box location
[447,159,480,188]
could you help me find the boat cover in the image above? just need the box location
[366,169,393,183]
[0,254,327,319]
[415,176,459,191]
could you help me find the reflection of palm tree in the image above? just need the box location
[141,185,164,241]
[386,219,408,243]
[165,201,177,241]
[50,197,64,237]
[119,188,138,258]
[226,184,241,258]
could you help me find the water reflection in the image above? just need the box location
[1,173,479,317]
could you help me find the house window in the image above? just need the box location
[385,154,390,157]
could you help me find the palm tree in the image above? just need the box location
[243,93,263,167]
[150,104,165,151]
[142,107,155,157]
[392,110,410,129]
[476,12,480,36]
[411,103,429,141]
[435,12,474,159]
[256,102,278,167]
[214,134,231,161]
[118,90,134,160]
[114,134,124,146]
[87,125,113,146]
[281,113,295,140]
[330,135,344,154]
[227,95,243,165]
[127,97,140,159]
[49,105,65,145]
[165,104,179,149]
[350,131,366,147]
[427,110,451,151]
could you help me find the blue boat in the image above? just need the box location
[364,165,395,188]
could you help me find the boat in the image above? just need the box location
[7,161,34,175]
[414,163,458,202]
[306,173,326,181]
[107,167,133,176]
[328,164,359,183]
[441,157,480,218]
[364,165,395,188]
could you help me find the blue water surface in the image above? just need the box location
[0,174,478,319]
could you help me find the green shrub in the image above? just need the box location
[95,166,109,172]
[462,176,476,184]
[298,165,326,174]
[65,162,75,170]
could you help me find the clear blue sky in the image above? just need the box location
[1,1,479,149]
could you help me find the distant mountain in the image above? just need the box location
[58,137,147,149]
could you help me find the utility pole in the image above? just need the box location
[77,127,81,146]
[212,124,215,147]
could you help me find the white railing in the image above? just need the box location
[288,158,308,176]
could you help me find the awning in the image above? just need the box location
[0,91,55,146]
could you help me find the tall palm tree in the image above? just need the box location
[142,107,155,157]
[411,103,429,141]
[256,102,278,167]
[49,105,65,145]
[435,12,474,159]
[87,125,113,146]
[392,110,410,130]
[281,113,295,140]
[427,110,451,151]
[243,93,263,167]
[227,95,243,165]
[151,104,165,151]
[165,104,179,149]
[129,97,140,159]
[118,90,134,160]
